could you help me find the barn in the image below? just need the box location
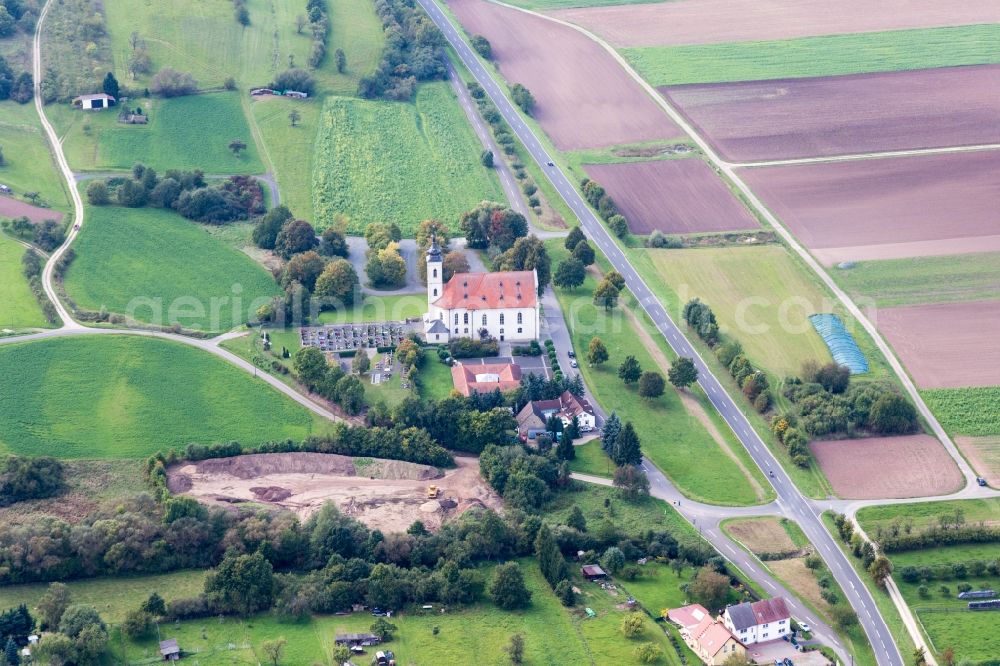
[72,93,116,110]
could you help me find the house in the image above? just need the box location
[424,235,540,343]
[581,564,607,581]
[334,633,381,648]
[722,597,790,645]
[516,390,596,440]
[451,361,522,397]
[72,93,115,110]
[667,603,711,635]
[159,638,181,661]
[690,616,747,666]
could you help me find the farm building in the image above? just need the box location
[581,564,607,581]
[451,361,522,397]
[517,390,596,440]
[72,93,115,110]
[334,633,381,648]
[424,235,540,343]
[159,638,181,661]
[722,597,790,644]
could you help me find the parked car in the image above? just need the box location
[783,658,795,666]
[797,622,811,633]
[567,350,575,358]
[977,476,988,487]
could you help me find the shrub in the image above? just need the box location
[150,67,197,97]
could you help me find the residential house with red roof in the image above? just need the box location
[668,604,747,666]
[722,597,791,645]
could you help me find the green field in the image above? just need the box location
[317,294,427,325]
[857,498,1000,535]
[921,388,1000,437]
[0,234,48,330]
[0,335,330,458]
[833,253,1000,308]
[313,83,504,235]
[253,97,322,220]
[624,24,1000,86]
[418,358,457,402]
[0,102,69,210]
[49,93,263,173]
[638,245,832,377]
[547,242,769,506]
[63,205,281,332]
[569,438,615,477]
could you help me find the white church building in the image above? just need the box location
[424,236,540,344]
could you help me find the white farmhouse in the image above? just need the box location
[722,597,791,645]
[424,235,539,343]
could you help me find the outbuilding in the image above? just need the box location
[72,93,116,110]
[581,564,607,581]
[159,638,181,661]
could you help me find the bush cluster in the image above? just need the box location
[304,0,329,67]
[580,178,629,238]
[782,370,917,438]
[449,337,499,359]
[3,215,65,252]
[0,54,32,103]
[899,559,1000,584]
[0,455,64,506]
[359,0,447,100]
[20,249,60,324]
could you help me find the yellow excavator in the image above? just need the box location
[426,485,440,499]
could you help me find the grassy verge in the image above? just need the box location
[623,24,1000,86]
[0,234,48,330]
[0,335,332,459]
[0,101,70,210]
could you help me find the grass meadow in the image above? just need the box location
[921,388,1000,437]
[834,252,1000,308]
[0,234,47,330]
[569,438,615,477]
[625,24,1000,86]
[63,205,281,332]
[0,102,69,210]
[49,93,263,174]
[312,83,504,235]
[417,358,457,402]
[252,97,322,220]
[547,241,768,506]
[857,498,1000,535]
[0,336,329,459]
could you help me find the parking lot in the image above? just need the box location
[747,639,831,666]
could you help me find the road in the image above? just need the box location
[418,1,903,663]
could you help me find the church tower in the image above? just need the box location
[426,232,443,312]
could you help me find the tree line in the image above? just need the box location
[360,0,448,100]
[0,54,32,103]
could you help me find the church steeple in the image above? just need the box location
[427,232,443,263]
[426,232,443,311]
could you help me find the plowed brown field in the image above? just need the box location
[448,0,681,150]
[740,151,1000,265]
[811,435,962,499]
[877,300,1000,389]
[662,65,1000,162]
[0,195,64,224]
[585,158,758,234]
[551,0,1000,48]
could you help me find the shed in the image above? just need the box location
[72,93,115,110]
[334,633,381,647]
[0,184,11,194]
[581,564,607,581]
[159,638,181,661]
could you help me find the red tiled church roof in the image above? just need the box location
[433,271,537,310]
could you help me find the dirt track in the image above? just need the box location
[740,151,1000,264]
[663,65,1000,162]
[0,195,64,224]
[585,158,758,234]
[877,300,1000,389]
[447,0,681,150]
[168,453,502,533]
[810,435,963,499]
[551,0,1000,48]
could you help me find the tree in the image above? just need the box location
[620,612,644,638]
[262,637,287,666]
[352,351,370,375]
[4,637,19,666]
[59,605,105,639]
[370,617,398,640]
[555,432,575,461]
[275,219,318,258]
[288,109,301,127]
[602,546,626,574]
[510,83,535,114]
[634,642,663,664]
[567,505,586,532]
[638,371,665,399]
[372,243,406,288]
[498,235,550,294]
[204,550,275,616]
[0,145,4,166]
[601,412,621,455]
[471,35,492,59]
[102,72,119,100]
[37,582,70,630]
[283,250,325,291]
[868,393,917,434]
[319,226,349,258]
[86,180,110,205]
[332,645,352,663]
[335,48,346,73]
[555,579,576,606]
[151,67,198,96]
[489,562,531,609]
[506,633,525,664]
[121,608,153,638]
[229,138,247,156]
[272,67,316,95]
[612,422,642,466]
[253,205,293,249]
[912,647,928,666]
[593,278,620,311]
[618,355,642,385]
[481,149,494,168]
[869,555,893,588]
[442,250,470,282]
[689,567,730,611]
[335,375,366,415]
[0,7,14,37]
[572,239,595,266]
[535,524,568,588]
[587,336,609,366]
[141,592,166,617]
[668,357,698,389]
[564,226,586,250]
[613,464,649,499]
[553,258,585,290]
[294,346,328,387]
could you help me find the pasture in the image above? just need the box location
[63,205,281,332]
[0,234,47,330]
[0,102,69,210]
[312,83,504,235]
[834,253,1000,308]
[921,388,1000,437]
[624,24,1000,85]
[50,93,263,174]
[584,158,758,235]
[665,65,1000,162]
[252,97,321,221]
[638,245,832,376]
[0,335,329,459]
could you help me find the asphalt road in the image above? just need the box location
[419,1,903,663]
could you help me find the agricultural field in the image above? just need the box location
[876,300,1000,389]
[0,335,329,459]
[448,0,683,150]
[665,66,1000,162]
[809,435,963,500]
[48,92,263,174]
[547,241,770,506]
[856,498,1000,535]
[722,516,800,556]
[0,102,69,211]
[956,437,1000,487]
[63,205,281,332]
[921,387,1000,438]
[584,157,759,235]
[0,234,48,331]
[635,245,832,376]
[312,83,504,235]
[741,151,1000,265]
[833,252,1000,308]
[549,0,1000,47]
[623,24,1000,86]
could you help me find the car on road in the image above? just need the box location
[546,161,554,166]
[570,360,578,368]
[567,350,575,358]
[977,476,988,486]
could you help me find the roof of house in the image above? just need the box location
[451,362,522,397]
[558,390,595,419]
[667,604,710,629]
[335,633,380,642]
[516,391,595,430]
[581,564,606,577]
[159,639,180,655]
[73,93,115,102]
[694,620,740,657]
[725,602,758,631]
[751,597,790,625]
[425,318,449,334]
[433,271,537,311]
[515,401,548,430]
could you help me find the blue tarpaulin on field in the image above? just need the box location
[809,313,868,374]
